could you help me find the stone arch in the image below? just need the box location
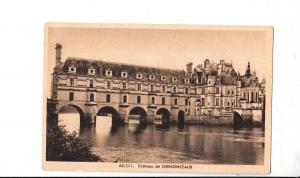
[58,104,86,128]
[97,106,120,126]
[129,106,147,124]
[233,111,243,126]
[156,108,170,127]
[177,110,185,129]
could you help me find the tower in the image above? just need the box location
[204,59,210,68]
[245,62,251,78]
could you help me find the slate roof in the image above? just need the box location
[58,57,186,83]
[56,57,261,87]
[240,75,260,87]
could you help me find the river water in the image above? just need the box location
[58,113,264,165]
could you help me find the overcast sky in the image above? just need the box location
[46,25,272,96]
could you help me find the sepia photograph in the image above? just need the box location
[43,23,273,173]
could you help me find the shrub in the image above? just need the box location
[46,122,101,162]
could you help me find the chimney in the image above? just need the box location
[55,43,62,66]
[186,62,193,76]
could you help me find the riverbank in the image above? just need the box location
[183,118,263,127]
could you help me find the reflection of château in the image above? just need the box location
[48,43,266,127]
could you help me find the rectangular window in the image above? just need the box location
[90,93,94,102]
[137,83,141,91]
[137,96,141,104]
[89,79,93,88]
[174,98,178,105]
[185,87,189,94]
[70,78,74,86]
[162,86,166,93]
[202,88,205,94]
[106,81,111,89]
[232,90,234,95]
[216,87,219,94]
[150,84,154,92]
[162,97,165,105]
[227,102,230,106]
[201,98,205,106]
[172,86,177,93]
[151,97,155,104]
[106,94,110,102]
[185,98,188,106]
[123,95,127,103]
[69,92,74,101]
[216,98,220,106]
[122,82,127,90]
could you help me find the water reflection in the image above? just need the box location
[58,113,80,134]
[60,114,264,165]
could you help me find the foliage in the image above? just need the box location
[46,122,101,162]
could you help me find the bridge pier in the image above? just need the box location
[119,105,129,124]
[147,106,156,124]
[170,107,179,125]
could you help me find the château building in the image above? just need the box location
[49,43,266,127]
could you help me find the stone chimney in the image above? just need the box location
[186,62,193,76]
[55,43,62,66]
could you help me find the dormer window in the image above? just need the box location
[149,74,155,80]
[185,78,190,83]
[88,68,95,75]
[136,73,143,79]
[161,76,166,81]
[68,67,76,73]
[172,77,177,83]
[105,69,112,77]
[121,71,128,78]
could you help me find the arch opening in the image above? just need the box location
[97,106,120,127]
[129,107,147,125]
[178,110,185,129]
[156,108,170,128]
[58,104,85,131]
[233,111,244,126]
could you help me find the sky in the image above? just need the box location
[46,25,272,96]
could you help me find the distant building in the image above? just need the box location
[49,43,266,127]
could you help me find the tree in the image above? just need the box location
[46,122,102,162]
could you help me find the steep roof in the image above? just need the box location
[240,75,260,87]
[58,57,186,83]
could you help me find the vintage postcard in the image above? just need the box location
[42,23,273,174]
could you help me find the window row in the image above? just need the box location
[68,92,180,105]
[68,78,237,96]
[69,92,238,108]
[67,67,190,83]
